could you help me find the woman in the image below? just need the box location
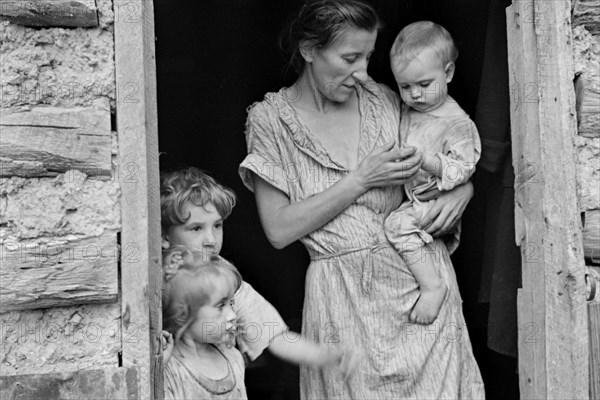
[239,0,484,398]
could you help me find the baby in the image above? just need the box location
[384,21,481,324]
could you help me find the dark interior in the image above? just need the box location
[155,1,520,398]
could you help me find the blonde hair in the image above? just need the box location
[162,245,242,342]
[160,167,236,235]
[390,21,458,72]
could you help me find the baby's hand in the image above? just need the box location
[161,330,174,363]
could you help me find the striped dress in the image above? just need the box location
[239,79,485,399]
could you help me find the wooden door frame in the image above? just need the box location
[114,0,163,398]
[506,1,591,398]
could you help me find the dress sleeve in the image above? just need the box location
[239,101,291,196]
[234,280,288,361]
[435,118,482,191]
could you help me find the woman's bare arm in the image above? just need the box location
[254,143,422,249]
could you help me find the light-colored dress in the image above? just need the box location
[384,103,482,263]
[239,79,485,399]
[164,345,247,400]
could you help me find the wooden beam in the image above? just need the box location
[114,0,163,399]
[507,1,589,398]
[589,302,600,399]
[573,0,600,35]
[0,232,118,312]
[0,102,112,178]
[0,0,98,28]
[574,73,600,139]
[0,367,138,399]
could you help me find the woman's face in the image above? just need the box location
[303,27,377,103]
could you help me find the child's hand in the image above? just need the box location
[320,347,360,380]
[338,349,360,380]
[163,251,184,281]
[161,330,174,363]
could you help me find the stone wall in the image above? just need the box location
[0,0,123,376]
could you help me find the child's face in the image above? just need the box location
[163,202,223,259]
[187,277,237,345]
[392,47,454,113]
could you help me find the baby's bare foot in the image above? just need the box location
[410,282,447,324]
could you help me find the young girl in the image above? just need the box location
[385,21,481,324]
[162,243,358,398]
[162,246,246,399]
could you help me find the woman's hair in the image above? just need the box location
[160,167,236,234]
[390,21,458,72]
[279,0,382,74]
[162,246,242,341]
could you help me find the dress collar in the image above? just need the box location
[266,78,385,171]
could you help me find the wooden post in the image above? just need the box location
[114,0,162,399]
[506,1,590,399]
[589,303,600,399]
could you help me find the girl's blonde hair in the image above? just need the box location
[162,245,242,342]
[390,21,458,72]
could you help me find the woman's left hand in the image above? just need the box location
[417,181,474,237]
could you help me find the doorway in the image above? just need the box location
[154,1,519,398]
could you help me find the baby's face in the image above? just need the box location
[163,201,223,260]
[392,47,453,113]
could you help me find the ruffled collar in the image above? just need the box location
[265,78,385,171]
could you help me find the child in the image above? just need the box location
[162,248,246,399]
[160,167,357,373]
[384,21,481,324]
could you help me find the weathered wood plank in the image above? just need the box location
[573,0,600,35]
[507,2,547,397]
[0,367,138,400]
[507,1,589,398]
[114,0,163,398]
[0,0,98,28]
[589,302,600,399]
[583,210,600,265]
[0,232,118,312]
[0,101,112,178]
[532,0,589,397]
[574,74,600,138]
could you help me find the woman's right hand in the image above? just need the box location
[352,142,422,190]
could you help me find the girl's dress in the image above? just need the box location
[240,79,485,399]
[164,345,247,400]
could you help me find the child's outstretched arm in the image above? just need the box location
[269,332,359,379]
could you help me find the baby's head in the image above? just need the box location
[162,245,242,344]
[160,167,236,257]
[389,21,458,113]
